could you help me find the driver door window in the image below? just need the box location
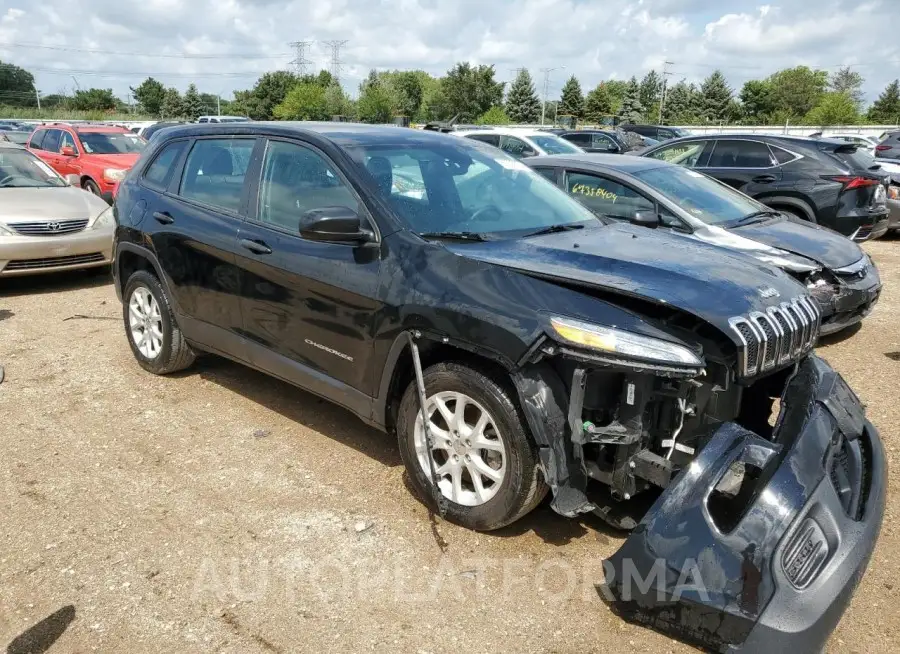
[565,171,655,219]
[646,140,707,167]
[60,131,77,154]
[258,140,359,231]
[500,135,534,159]
[591,134,616,150]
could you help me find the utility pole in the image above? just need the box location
[539,66,565,126]
[71,75,81,91]
[34,87,40,111]
[288,40,314,76]
[321,40,348,85]
[658,60,674,124]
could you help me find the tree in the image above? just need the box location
[829,67,864,110]
[505,69,541,123]
[40,94,68,109]
[0,60,36,107]
[161,87,184,119]
[663,80,697,124]
[182,84,205,120]
[477,105,511,125]
[71,88,117,111]
[740,80,775,123]
[324,82,351,118]
[558,75,584,118]
[619,77,644,123]
[805,92,859,127]
[639,70,662,112]
[131,77,166,116]
[232,71,300,121]
[357,74,395,123]
[383,70,424,118]
[868,79,900,124]
[273,82,328,120]
[698,70,732,122]
[584,83,614,122]
[440,63,504,122]
[768,66,828,120]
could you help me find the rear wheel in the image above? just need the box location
[397,362,547,531]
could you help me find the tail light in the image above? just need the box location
[875,145,891,151]
[822,175,881,190]
[890,186,900,200]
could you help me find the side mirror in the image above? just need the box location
[629,210,660,228]
[61,146,76,157]
[606,143,620,153]
[521,148,538,158]
[64,174,80,186]
[299,206,375,243]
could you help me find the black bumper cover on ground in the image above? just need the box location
[601,355,886,653]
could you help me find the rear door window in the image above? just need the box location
[707,140,776,168]
[178,138,256,213]
[41,129,62,153]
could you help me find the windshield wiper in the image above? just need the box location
[524,223,586,237]
[418,231,491,242]
[733,210,782,226]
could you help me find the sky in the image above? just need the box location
[0,0,898,105]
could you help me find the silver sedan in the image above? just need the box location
[0,142,114,276]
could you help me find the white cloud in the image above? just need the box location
[0,0,895,106]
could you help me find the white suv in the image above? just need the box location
[453,127,584,159]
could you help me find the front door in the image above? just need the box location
[235,138,382,396]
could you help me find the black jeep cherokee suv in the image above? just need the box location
[112,123,884,653]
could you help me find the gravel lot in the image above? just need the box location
[1,238,898,653]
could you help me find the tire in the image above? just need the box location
[778,207,812,223]
[397,362,548,531]
[122,270,195,375]
[83,179,101,195]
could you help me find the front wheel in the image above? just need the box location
[83,179,101,195]
[397,362,547,531]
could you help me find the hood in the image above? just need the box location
[445,222,808,338]
[731,217,862,269]
[0,186,109,221]
[85,153,140,169]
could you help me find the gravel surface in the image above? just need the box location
[1,239,898,653]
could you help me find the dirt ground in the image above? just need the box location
[1,239,898,654]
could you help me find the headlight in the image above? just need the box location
[750,249,820,273]
[103,168,127,183]
[89,207,114,230]
[0,222,13,236]
[550,316,704,366]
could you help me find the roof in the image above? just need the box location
[526,153,670,173]
[660,132,848,147]
[453,127,551,137]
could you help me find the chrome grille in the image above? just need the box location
[4,253,105,271]
[729,296,820,377]
[8,219,89,236]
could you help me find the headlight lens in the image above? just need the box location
[0,222,13,236]
[89,207,114,229]
[550,316,703,366]
[103,168,127,183]
[750,249,820,273]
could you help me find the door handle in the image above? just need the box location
[152,211,174,225]
[240,238,272,255]
[752,174,777,183]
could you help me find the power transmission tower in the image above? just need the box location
[288,40,314,76]
[658,60,675,124]
[539,66,565,126]
[321,40,348,84]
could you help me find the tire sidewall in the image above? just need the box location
[83,180,101,195]
[397,364,536,531]
[123,271,175,374]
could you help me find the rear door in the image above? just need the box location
[143,136,257,348]
[699,139,783,195]
[33,128,64,173]
[235,137,383,396]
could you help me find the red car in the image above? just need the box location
[27,123,147,198]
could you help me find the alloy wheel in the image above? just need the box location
[128,286,164,359]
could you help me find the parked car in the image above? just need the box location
[0,142,114,276]
[196,115,250,124]
[454,127,584,158]
[557,129,648,154]
[875,130,900,160]
[527,153,881,335]
[641,134,891,240]
[0,130,31,145]
[26,123,147,199]
[111,123,883,652]
[140,121,190,142]
[618,124,690,141]
[828,133,879,155]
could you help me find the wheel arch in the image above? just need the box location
[760,195,817,223]
[115,242,183,316]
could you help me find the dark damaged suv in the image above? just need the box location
[111,123,884,653]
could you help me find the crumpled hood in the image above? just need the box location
[731,217,862,269]
[84,153,140,170]
[0,186,108,221]
[445,222,808,338]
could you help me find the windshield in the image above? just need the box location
[632,164,765,226]
[0,149,66,187]
[345,139,597,237]
[529,134,583,155]
[79,132,147,154]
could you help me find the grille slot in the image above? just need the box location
[8,219,89,236]
[5,253,105,271]
[729,296,820,377]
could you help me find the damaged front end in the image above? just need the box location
[512,312,884,651]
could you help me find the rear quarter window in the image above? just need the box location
[143,140,187,189]
[29,129,47,150]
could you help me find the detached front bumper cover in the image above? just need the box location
[600,354,886,653]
